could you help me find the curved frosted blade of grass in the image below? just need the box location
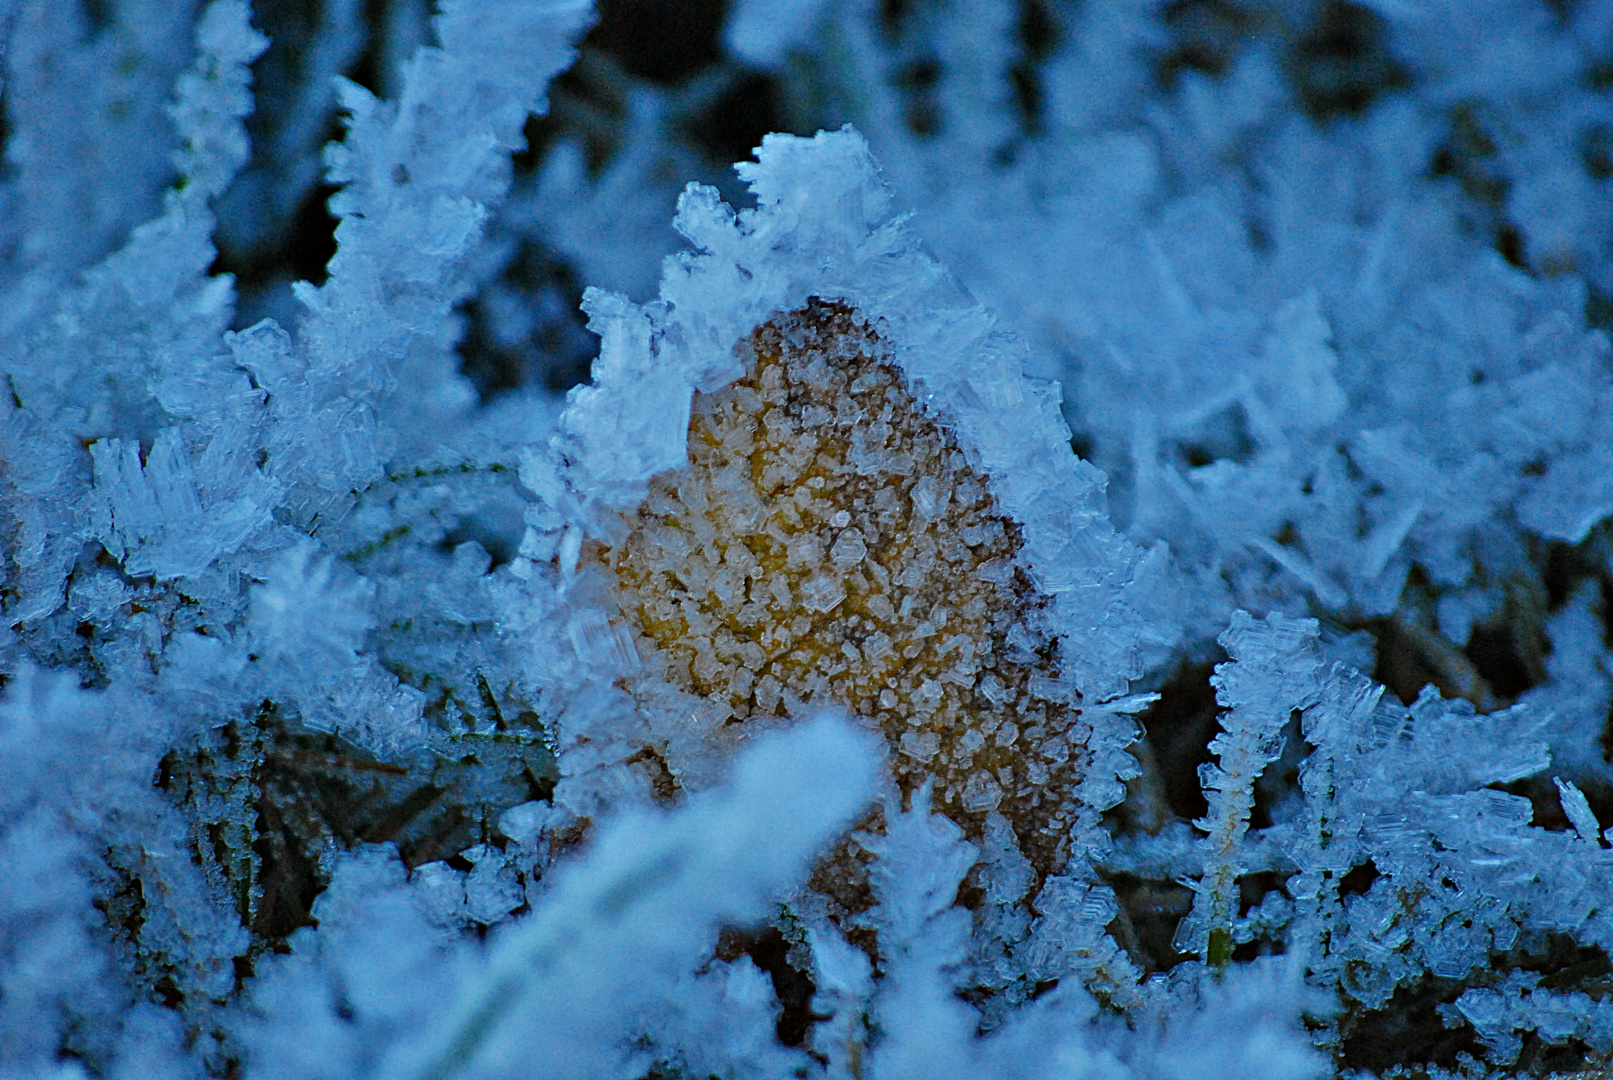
[405,712,878,1080]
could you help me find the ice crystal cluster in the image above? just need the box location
[4,1,1613,1078]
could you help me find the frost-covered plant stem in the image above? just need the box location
[1177,611,1321,966]
[299,0,591,417]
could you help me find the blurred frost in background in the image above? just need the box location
[2,0,1613,1077]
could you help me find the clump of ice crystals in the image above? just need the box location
[530,129,1176,895]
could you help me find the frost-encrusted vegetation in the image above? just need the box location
[3,1,1613,1077]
